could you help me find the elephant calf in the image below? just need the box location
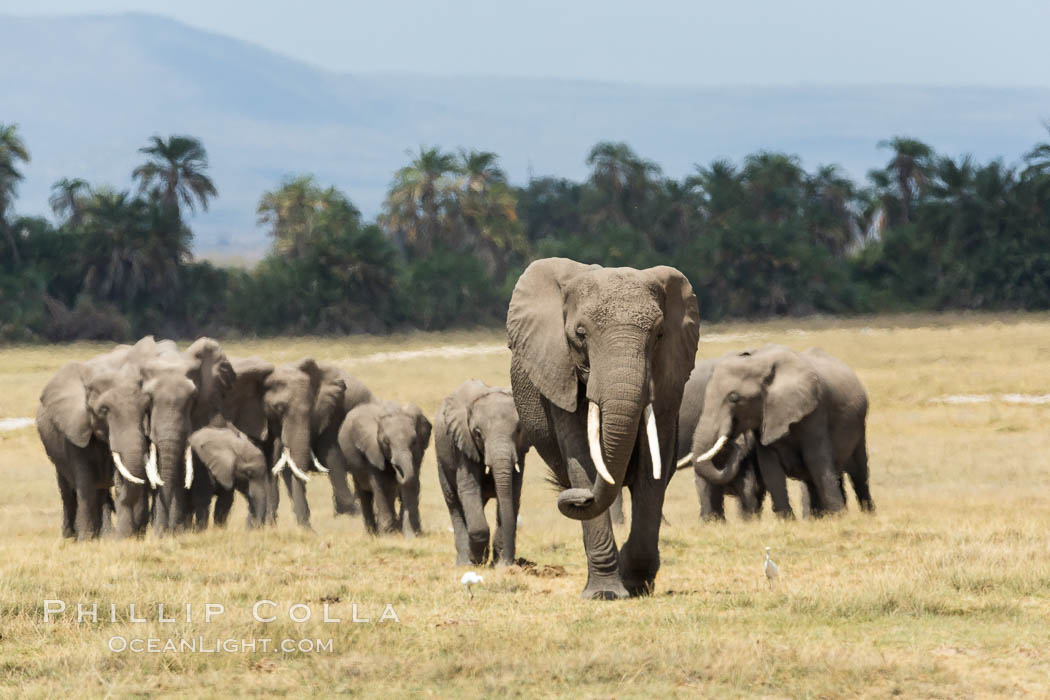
[678,358,766,521]
[435,380,529,566]
[338,401,431,536]
[188,427,270,528]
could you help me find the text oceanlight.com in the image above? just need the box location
[108,637,335,654]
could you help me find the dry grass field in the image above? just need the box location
[2,313,1050,698]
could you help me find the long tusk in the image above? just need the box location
[311,451,329,473]
[587,401,615,485]
[696,434,729,462]
[676,452,695,469]
[645,403,661,480]
[184,445,194,489]
[113,451,146,485]
[271,449,289,475]
[515,460,521,474]
[285,449,310,482]
[145,442,164,487]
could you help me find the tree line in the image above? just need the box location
[2,123,1050,341]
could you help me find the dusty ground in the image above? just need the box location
[2,313,1049,698]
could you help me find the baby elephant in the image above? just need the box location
[188,426,269,528]
[435,380,529,566]
[678,359,766,521]
[338,401,431,536]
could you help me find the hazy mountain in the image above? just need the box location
[3,12,1049,256]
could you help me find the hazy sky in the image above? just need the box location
[1,0,1048,86]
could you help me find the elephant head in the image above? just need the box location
[141,338,233,532]
[444,380,527,474]
[339,401,432,533]
[188,426,269,527]
[225,357,346,484]
[507,258,699,520]
[689,345,820,481]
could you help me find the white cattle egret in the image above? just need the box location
[461,571,484,598]
[764,546,778,589]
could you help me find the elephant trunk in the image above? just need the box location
[153,433,189,532]
[488,442,518,565]
[558,344,646,521]
[275,418,313,483]
[690,410,740,486]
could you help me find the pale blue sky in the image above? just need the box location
[1,0,1048,86]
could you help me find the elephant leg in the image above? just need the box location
[438,465,473,565]
[55,469,76,539]
[609,492,625,525]
[73,461,102,541]
[567,457,627,600]
[848,439,875,512]
[695,472,726,522]
[99,489,115,537]
[266,471,280,525]
[799,429,845,515]
[456,468,490,564]
[244,478,269,528]
[620,464,667,597]
[757,447,794,519]
[281,469,312,530]
[114,481,146,538]
[370,471,399,535]
[324,448,359,516]
[358,487,378,535]
[492,467,518,566]
[213,488,234,527]
[800,481,814,518]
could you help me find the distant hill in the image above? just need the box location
[3,12,1049,256]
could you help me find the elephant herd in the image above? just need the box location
[37,257,874,600]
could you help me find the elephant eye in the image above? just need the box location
[472,427,482,441]
[98,404,110,417]
[575,325,586,340]
[728,391,740,404]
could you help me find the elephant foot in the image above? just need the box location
[334,502,360,516]
[623,577,656,597]
[774,509,796,520]
[581,580,630,601]
[701,513,726,523]
[859,499,876,513]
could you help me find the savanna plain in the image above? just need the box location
[2,313,1050,698]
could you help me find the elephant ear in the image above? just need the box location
[39,362,93,448]
[303,361,347,433]
[184,338,234,423]
[646,266,701,416]
[442,379,488,462]
[343,403,385,469]
[760,347,821,446]
[226,357,275,441]
[188,427,238,490]
[506,257,597,412]
[405,403,432,452]
[339,370,374,412]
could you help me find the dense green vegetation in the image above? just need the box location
[2,123,1050,340]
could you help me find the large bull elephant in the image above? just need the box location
[36,336,171,539]
[338,401,432,536]
[506,258,699,599]
[141,338,233,534]
[222,357,350,529]
[682,345,873,519]
[435,380,529,566]
[677,358,766,521]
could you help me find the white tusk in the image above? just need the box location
[113,451,146,485]
[645,403,661,480]
[311,451,329,473]
[696,434,729,462]
[515,461,521,474]
[587,401,615,485]
[271,449,289,475]
[485,464,491,475]
[145,442,164,487]
[284,448,310,482]
[676,452,695,469]
[184,445,194,489]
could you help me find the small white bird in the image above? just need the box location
[764,547,779,589]
[461,571,484,599]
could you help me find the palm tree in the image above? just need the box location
[806,164,859,255]
[0,123,30,265]
[877,137,933,224]
[585,141,661,226]
[452,150,525,278]
[79,189,162,304]
[49,178,91,226]
[132,135,217,218]
[257,175,361,260]
[380,146,459,255]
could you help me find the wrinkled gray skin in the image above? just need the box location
[310,369,373,518]
[507,258,699,599]
[435,380,529,566]
[143,338,234,535]
[687,345,873,519]
[338,401,432,537]
[223,357,349,530]
[188,426,269,527]
[36,337,171,540]
[678,359,765,521]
